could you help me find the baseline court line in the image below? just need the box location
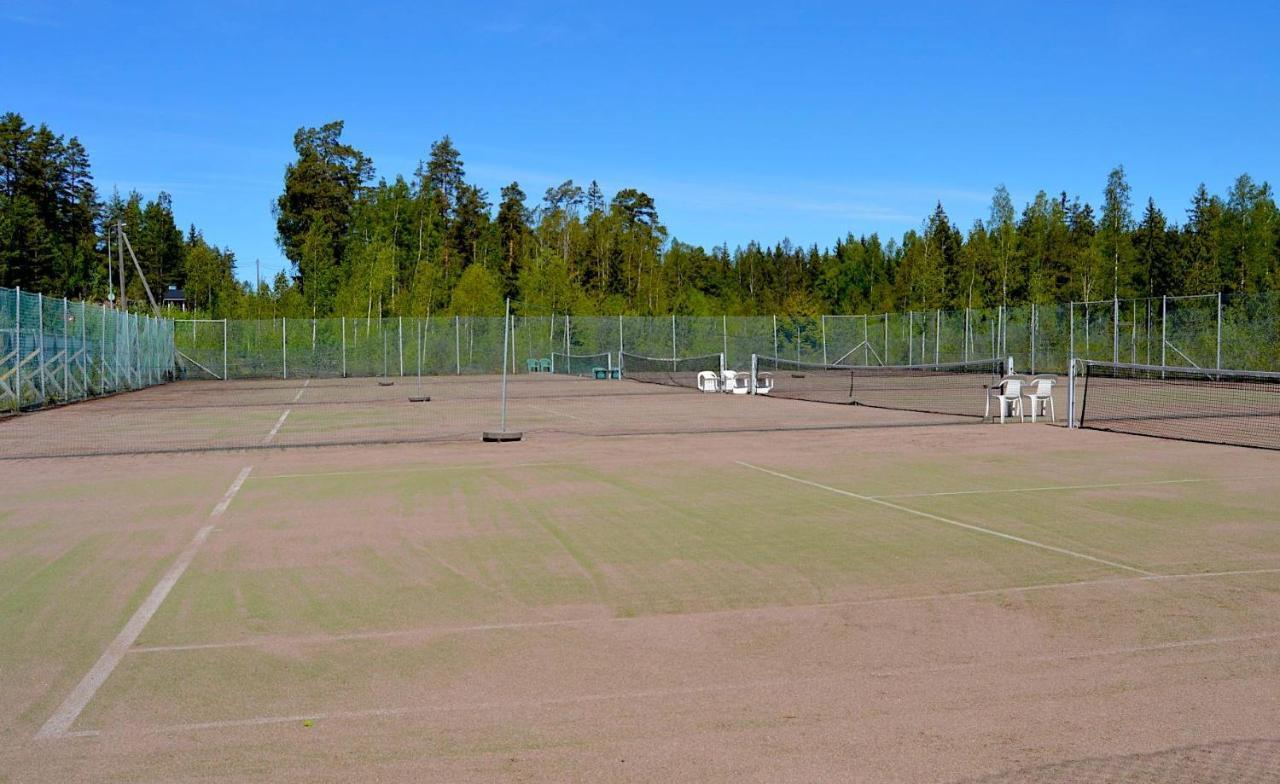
[72,631,1280,738]
[35,465,254,740]
[128,565,1280,656]
[263,409,290,445]
[871,475,1278,500]
[737,461,1157,576]
[291,378,311,403]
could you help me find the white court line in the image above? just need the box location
[129,565,1280,656]
[262,409,290,445]
[36,465,254,740]
[255,461,567,481]
[872,475,1278,500]
[291,378,311,403]
[70,630,1280,738]
[526,404,586,421]
[737,461,1157,576]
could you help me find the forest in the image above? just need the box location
[2,112,1277,319]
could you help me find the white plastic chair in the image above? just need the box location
[985,377,1024,423]
[754,372,774,395]
[696,370,720,393]
[721,370,751,395]
[1022,377,1056,423]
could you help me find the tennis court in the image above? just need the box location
[2,367,1280,782]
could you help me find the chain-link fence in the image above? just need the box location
[0,286,175,414]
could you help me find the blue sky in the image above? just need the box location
[4,1,1277,283]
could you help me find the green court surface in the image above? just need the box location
[2,414,1279,782]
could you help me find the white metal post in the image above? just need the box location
[398,316,404,376]
[62,297,69,399]
[618,314,624,358]
[1030,303,1036,374]
[13,288,21,409]
[671,313,677,359]
[341,316,347,377]
[884,313,888,366]
[282,317,288,379]
[772,315,778,363]
[1216,292,1223,369]
[821,315,827,365]
[934,309,940,365]
[908,311,913,365]
[223,319,228,380]
[37,292,45,403]
[723,314,729,366]
[1160,295,1167,369]
[1112,296,1120,364]
[964,308,970,363]
[500,300,511,432]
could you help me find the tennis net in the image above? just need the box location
[551,351,612,377]
[1078,361,1280,450]
[753,355,1007,418]
[619,352,724,389]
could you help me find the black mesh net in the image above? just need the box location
[754,356,1007,418]
[619,352,723,389]
[1079,361,1280,451]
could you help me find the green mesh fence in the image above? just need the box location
[1,285,175,413]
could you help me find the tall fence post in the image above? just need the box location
[618,314,624,357]
[1030,303,1037,374]
[37,292,46,403]
[671,313,677,359]
[884,313,889,366]
[223,319,228,380]
[1160,295,1167,368]
[341,316,347,377]
[564,314,570,358]
[722,314,729,366]
[964,308,970,363]
[1112,296,1120,364]
[934,309,941,365]
[821,315,828,365]
[772,315,778,363]
[14,288,21,409]
[1216,292,1223,369]
[398,316,404,377]
[455,315,461,374]
[282,317,288,379]
[62,297,70,400]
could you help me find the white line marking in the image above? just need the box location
[36,465,254,739]
[737,461,1157,576]
[69,630,1280,739]
[871,475,1278,500]
[526,404,586,421]
[263,409,290,445]
[254,461,567,481]
[129,565,1280,656]
[291,378,310,403]
[211,466,254,518]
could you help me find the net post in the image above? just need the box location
[1067,357,1076,429]
[821,315,827,365]
[501,301,510,431]
[1216,292,1222,369]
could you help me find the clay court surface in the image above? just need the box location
[2,378,1279,782]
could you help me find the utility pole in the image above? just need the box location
[117,222,128,312]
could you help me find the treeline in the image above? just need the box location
[4,111,1278,319]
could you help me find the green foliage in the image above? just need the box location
[6,113,1280,323]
